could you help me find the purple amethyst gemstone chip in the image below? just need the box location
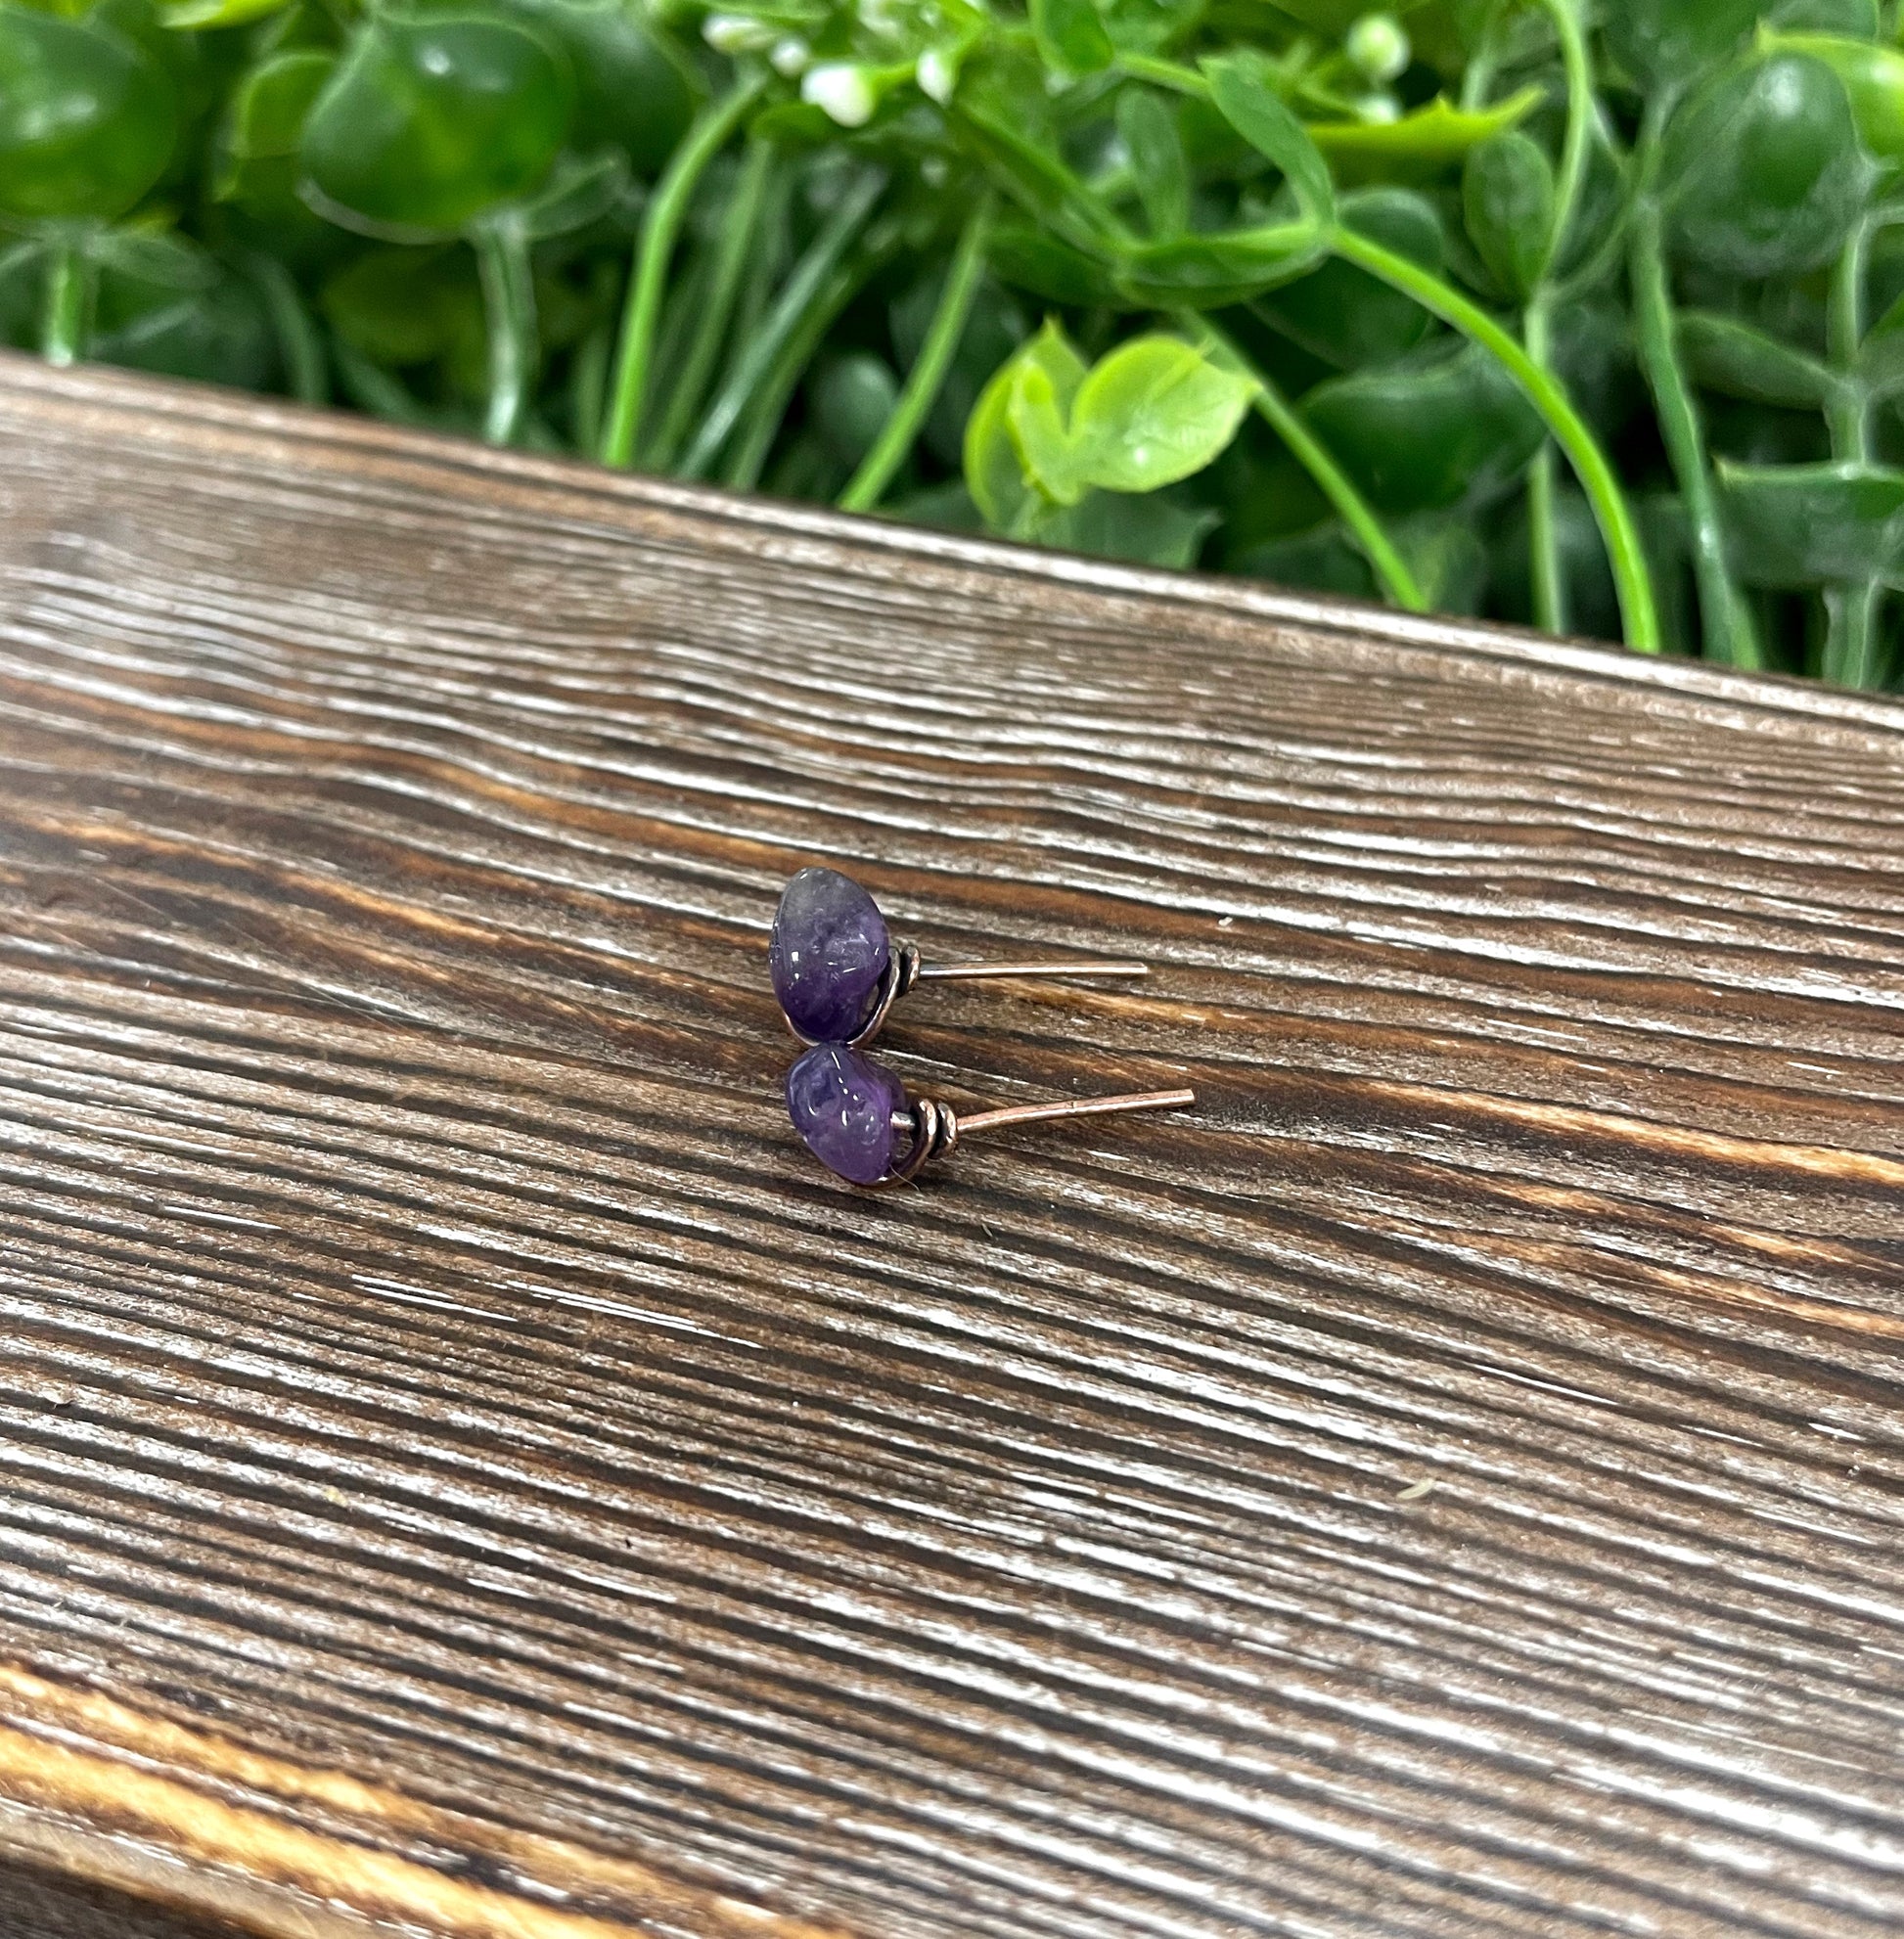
[770,866,890,1043]
[786,1043,910,1185]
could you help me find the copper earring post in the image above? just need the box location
[884,1085,1196,1184]
[832,942,1152,1050]
[916,959,1151,983]
[958,1087,1196,1134]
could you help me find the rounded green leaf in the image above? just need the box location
[1067,335,1256,495]
[492,0,695,173]
[1663,55,1867,280]
[1257,187,1443,370]
[1718,460,1904,586]
[301,11,572,237]
[1031,0,1113,77]
[0,4,175,223]
[964,362,1033,530]
[1760,30,1904,161]
[811,352,900,468]
[1300,339,1544,515]
[1462,130,1553,299]
[965,322,1086,527]
[1041,490,1217,567]
[1602,0,1759,88]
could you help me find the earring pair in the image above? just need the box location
[770,867,1194,1187]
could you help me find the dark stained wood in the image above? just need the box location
[2,1863,256,1939]
[0,349,1901,1939]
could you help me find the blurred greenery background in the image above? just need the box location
[5,0,1904,686]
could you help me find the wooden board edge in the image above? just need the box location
[4,350,1901,736]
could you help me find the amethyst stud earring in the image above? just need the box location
[769,866,1151,1048]
[785,1042,1195,1188]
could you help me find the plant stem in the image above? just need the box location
[724,254,874,491]
[1825,222,1884,688]
[839,195,992,514]
[1827,219,1871,462]
[600,71,767,469]
[473,217,537,446]
[1531,0,1593,278]
[681,166,886,481]
[1330,223,1660,653]
[246,252,327,405]
[1823,581,1881,687]
[571,318,612,455]
[1523,296,1564,633]
[40,238,87,367]
[1194,316,1426,611]
[650,135,775,471]
[1628,201,1760,668]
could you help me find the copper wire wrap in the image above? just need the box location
[885,1096,960,1185]
[851,940,922,1048]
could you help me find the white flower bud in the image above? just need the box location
[770,33,810,74]
[703,11,774,52]
[802,62,878,126]
[916,46,956,105]
[1345,13,1410,85]
[1351,90,1402,124]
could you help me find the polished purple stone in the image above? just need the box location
[769,867,890,1043]
[786,1043,909,1185]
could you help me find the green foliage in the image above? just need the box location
[0,4,175,221]
[17,0,1904,685]
[302,13,573,236]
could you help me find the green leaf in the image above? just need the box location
[1031,0,1113,76]
[965,358,1033,530]
[1859,291,1904,397]
[1041,488,1217,566]
[491,0,697,174]
[1117,87,1189,238]
[1718,460,1904,586]
[1201,50,1335,226]
[1602,0,1760,88]
[1257,186,1443,370]
[1307,88,1542,186]
[810,351,900,467]
[516,147,628,240]
[954,101,1121,255]
[1759,29,1904,162]
[1096,0,1204,56]
[1677,310,1837,409]
[321,244,485,371]
[0,5,176,223]
[1462,130,1553,300]
[226,50,332,164]
[1662,55,1869,279]
[1300,338,1544,515]
[964,319,1086,525]
[161,0,289,28]
[1114,223,1326,308]
[1067,334,1256,493]
[1008,357,1087,503]
[301,13,573,238]
[986,223,1124,305]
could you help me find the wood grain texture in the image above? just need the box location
[0,351,1901,1939]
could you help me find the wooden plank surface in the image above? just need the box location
[0,351,1901,1939]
